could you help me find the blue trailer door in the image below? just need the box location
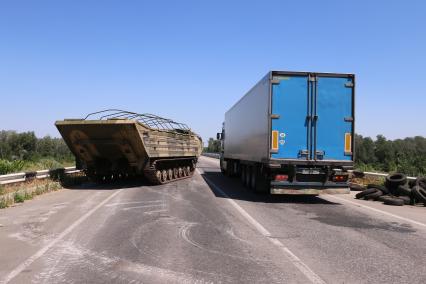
[271,75,309,159]
[314,76,354,161]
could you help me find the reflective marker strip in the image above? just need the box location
[344,133,352,153]
[272,130,279,150]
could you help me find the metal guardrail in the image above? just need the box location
[348,170,417,180]
[0,167,79,185]
[201,153,418,180]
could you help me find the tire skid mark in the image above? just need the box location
[178,222,270,263]
[33,240,213,284]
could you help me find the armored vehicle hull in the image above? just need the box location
[55,110,202,184]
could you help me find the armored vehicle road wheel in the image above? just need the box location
[178,167,183,178]
[156,170,162,182]
[168,169,173,180]
[161,170,168,182]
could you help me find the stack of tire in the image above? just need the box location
[354,173,426,206]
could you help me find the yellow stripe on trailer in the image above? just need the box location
[272,130,279,150]
[344,133,352,153]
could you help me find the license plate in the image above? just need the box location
[301,169,320,174]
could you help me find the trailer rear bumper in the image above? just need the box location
[270,181,349,195]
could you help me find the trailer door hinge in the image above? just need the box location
[271,79,280,84]
[344,117,354,122]
[271,114,280,119]
[345,82,354,88]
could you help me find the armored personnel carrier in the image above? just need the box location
[55,110,202,184]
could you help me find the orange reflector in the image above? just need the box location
[344,133,352,153]
[275,174,288,181]
[272,130,279,150]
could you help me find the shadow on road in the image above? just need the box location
[64,178,148,191]
[200,170,340,205]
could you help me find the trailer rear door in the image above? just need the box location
[270,75,309,159]
[314,76,354,160]
[270,73,354,161]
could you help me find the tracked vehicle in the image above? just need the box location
[55,110,202,184]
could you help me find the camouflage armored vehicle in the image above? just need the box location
[55,110,202,184]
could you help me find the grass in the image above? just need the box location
[0,158,75,175]
[1,179,64,209]
[14,192,25,203]
[0,159,25,175]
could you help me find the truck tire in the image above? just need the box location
[367,184,389,194]
[412,185,426,203]
[254,166,269,194]
[245,166,251,188]
[241,165,246,185]
[397,195,411,205]
[416,177,426,189]
[220,158,226,174]
[250,166,256,190]
[355,188,377,199]
[385,173,407,193]
[396,185,411,196]
[225,160,233,177]
[349,183,365,191]
[364,190,383,200]
[377,195,392,202]
[383,197,404,206]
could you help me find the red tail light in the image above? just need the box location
[275,174,288,181]
[332,175,348,182]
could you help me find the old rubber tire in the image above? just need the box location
[377,195,393,202]
[383,197,404,206]
[367,184,389,194]
[385,173,407,193]
[364,190,383,200]
[396,185,411,196]
[355,188,378,199]
[412,185,426,203]
[397,195,411,205]
[416,177,426,189]
[349,183,365,191]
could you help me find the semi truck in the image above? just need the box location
[217,71,355,194]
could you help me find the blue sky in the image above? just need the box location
[0,0,425,143]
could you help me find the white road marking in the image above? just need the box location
[121,204,163,211]
[196,169,326,284]
[1,188,124,284]
[105,200,162,207]
[325,195,426,229]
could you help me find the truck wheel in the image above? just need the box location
[250,166,256,190]
[241,165,246,185]
[254,167,269,194]
[226,161,233,177]
[245,166,252,189]
[220,159,226,174]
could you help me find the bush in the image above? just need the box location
[14,193,25,203]
[0,159,25,175]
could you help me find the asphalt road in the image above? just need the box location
[1,156,426,283]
